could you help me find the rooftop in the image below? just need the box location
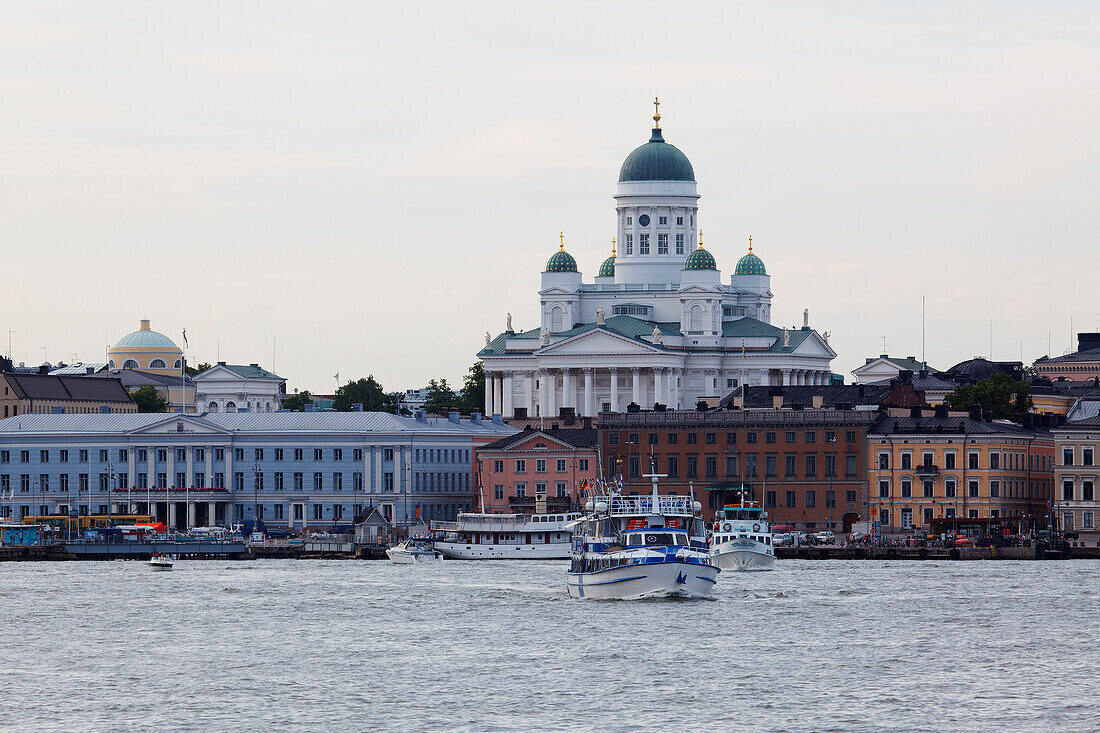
[2,373,134,404]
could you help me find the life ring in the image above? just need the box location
[723,522,732,532]
[753,523,761,532]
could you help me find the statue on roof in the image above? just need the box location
[783,328,790,348]
[596,307,606,325]
[651,326,662,345]
[540,328,550,346]
[484,331,491,348]
[506,313,513,332]
[803,308,809,328]
[823,330,831,344]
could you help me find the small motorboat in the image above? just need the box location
[386,537,442,564]
[149,553,174,571]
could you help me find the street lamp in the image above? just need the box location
[253,461,261,533]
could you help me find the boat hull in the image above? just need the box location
[386,547,441,564]
[567,560,718,600]
[148,561,173,571]
[712,539,775,571]
[435,541,571,560]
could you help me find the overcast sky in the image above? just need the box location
[3,2,1098,393]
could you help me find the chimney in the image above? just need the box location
[909,405,923,418]
[772,395,783,409]
[86,366,95,375]
[857,385,866,399]
[250,363,259,367]
[1077,332,1100,353]
[812,395,824,409]
[934,404,948,418]
[491,414,504,425]
[448,410,461,424]
[551,423,560,430]
[919,369,928,379]
[866,357,874,364]
[512,407,528,419]
[898,370,913,384]
[791,402,804,411]
[414,410,427,422]
[38,365,49,374]
[559,407,576,425]
[968,404,982,421]
[351,403,363,412]
[470,412,482,425]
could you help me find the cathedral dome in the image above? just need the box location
[684,245,717,271]
[734,249,766,276]
[619,127,696,183]
[545,245,578,273]
[598,255,616,278]
[115,319,178,349]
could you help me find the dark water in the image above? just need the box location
[0,559,1096,732]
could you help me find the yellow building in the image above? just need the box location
[107,319,183,377]
[867,407,1054,534]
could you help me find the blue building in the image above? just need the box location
[0,411,515,530]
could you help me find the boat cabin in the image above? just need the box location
[622,530,689,548]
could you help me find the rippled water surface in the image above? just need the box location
[1,559,1097,732]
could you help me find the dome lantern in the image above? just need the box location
[545,232,579,273]
[618,103,695,183]
[734,236,767,276]
[683,230,717,271]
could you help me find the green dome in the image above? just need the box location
[545,248,578,273]
[115,319,179,349]
[684,246,717,271]
[618,128,695,183]
[734,251,766,276]
[598,255,616,277]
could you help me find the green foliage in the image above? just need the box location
[423,378,458,415]
[131,385,168,413]
[944,374,1034,420]
[333,376,398,413]
[184,362,212,377]
[458,361,485,415]
[281,390,313,412]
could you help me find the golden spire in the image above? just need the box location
[559,231,565,250]
[748,234,753,253]
[652,96,661,128]
[698,229,704,249]
[611,236,616,257]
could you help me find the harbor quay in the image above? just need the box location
[0,410,516,532]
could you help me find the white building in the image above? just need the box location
[194,362,286,413]
[479,106,836,418]
[852,355,934,384]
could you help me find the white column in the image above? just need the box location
[782,369,791,386]
[148,449,155,486]
[205,448,213,484]
[484,371,493,415]
[631,367,641,406]
[186,447,194,487]
[538,369,549,417]
[187,502,197,528]
[168,502,177,528]
[524,371,534,414]
[167,449,175,487]
[225,446,233,490]
[502,371,514,418]
[561,368,573,409]
[668,369,677,408]
[653,369,662,408]
[495,375,505,415]
[373,446,381,493]
[610,368,619,413]
[127,450,136,493]
[546,370,557,418]
[583,368,594,417]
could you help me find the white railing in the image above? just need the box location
[597,495,696,517]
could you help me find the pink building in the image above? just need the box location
[475,428,601,515]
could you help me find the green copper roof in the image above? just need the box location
[683,246,717,271]
[545,248,578,273]
[114,320,179,349]
[734,251,766,276]
[598,255,616,277]
[618,128,695,183]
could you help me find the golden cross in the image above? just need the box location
[748,234,753,252]
[559,231,564,250]
[653,96,661,127]
[611,236,616,256]
[698,229,703,248]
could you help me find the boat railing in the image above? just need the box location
[596,495,697,517]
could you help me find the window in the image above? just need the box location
[333,448,343,461]
[845,431,856,443]
[354,448,363,462]
[845,455,857,477]
[313,473,323,491]
[900,453,912,470]
[765,455,777,478]
[968,479,979,498]
[639,233,650,254]
[675,233,684,254]
[333,473,343,491]
[765,490,777,508]
[274,473,284,491]
[968,452,979,470]
[1083,447,1094,466]
[255,473,264,491]
[314,448,323,461]
[1062,447,1074,465]
[785,431,796,443]
[705,433,717,445]
[608,433,620,446]
[383,473,394,492]
[726,432,736,445]
[1083,481,1094,502]
[515,482,526,498]
[746,432,757,444]
[805,431,816,443]
[494,485,504,501]
[901,480,911,498]
[765,432,776,444]
[686,433,698,445]
[785,455,796,478]
[785,490,797,507]
[535,459,546,473]
[686,456,698,479]
[658,216,667,225]
[40,450,49,463]
[945,452,956,469]
[274,448,284,461]
[745,455,757,479]
[234,472,244,491]
[1063,480,1074,501]
[294,448,303,461]
[555,459,566,472]
[825,455,837,478]
[578,459,588,471]
[990,480,999,498]
[234,448,243,462]
[990,453,1000,470]
[626,216,632,226]
[878,453,889,470]
[515,460,526,473]
[629,455,640,478]
[706,456,717,478]
[825,431,837,443]
[825,490,836,508]
[668,433,679,445]
[879,480,889,498]
[0,451,7,464]
[313,505,324,521]
[294,473,303,491]
[624,234,632,255]
[384,448,394,461]
[99,450,108,462]
[923,481,933,498]
[804,455,817,478]
[945,479,956,498]
[846,490,857,503]
[667,456,679,478]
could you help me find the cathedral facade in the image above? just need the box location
[479,106,836,418]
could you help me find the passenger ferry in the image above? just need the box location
[710,501,775,571]
[430,512,581,559]
[566,474,718,600]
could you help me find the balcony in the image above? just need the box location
[915,464,939,477]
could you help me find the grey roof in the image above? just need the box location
[48,363,108,376]
[0,411,517,436]
[721,384,894,409]
[1060,414,1100,429]
[96,369,196,388]
[1039,348,1100,364]
[3,373,134,403]
[870,415,1047,437]
[479,427,599,451]
[869,374,958,391]
[858,355,933,373]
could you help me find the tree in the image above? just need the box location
[944,374,1034,420]
[423,378,458,415]
[333,376,398,413]
[185,362,212,377]
[131,385,168,413]
[457,361,485,415]
[281,390,313,412]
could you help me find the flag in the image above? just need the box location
[182,329,188,349]
[334,371,340,383]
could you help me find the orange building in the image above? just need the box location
[867,406,1054,534]
[474,428,599,515]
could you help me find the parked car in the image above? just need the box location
[813,530,836,545]
[773,533,794,547]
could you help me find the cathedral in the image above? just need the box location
[479,103,836,418]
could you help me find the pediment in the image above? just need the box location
[790,332,838,358]
[540,328,663,355]
[128,415,230,435]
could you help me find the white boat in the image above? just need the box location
[148,553,173,571]
[710,501,775,571]
[566,474,718,600]
[431,512,582,559]
[386,538,443,564]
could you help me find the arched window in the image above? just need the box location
[122,359,139,369]
[108,360,115,369]
[208,401,219,412]
[225,401,236,412]
[173,359,182,369]
[690,305,704,332]
[148,359,167,369]
[550,307,563,333]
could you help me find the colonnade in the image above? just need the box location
[486,367,684,418]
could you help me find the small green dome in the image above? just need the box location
[598,255,616,277]
[546,248,578,273]
[734,251,766,276]
[684,246,717,271]
[619,128,695,183]
[115,319,179,349]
